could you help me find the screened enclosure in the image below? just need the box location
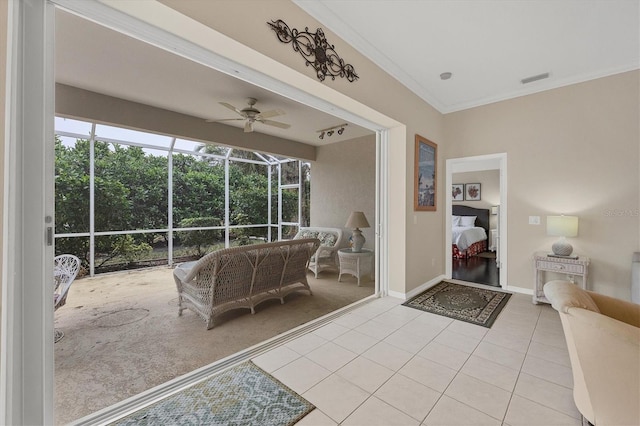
[54,117,311,276]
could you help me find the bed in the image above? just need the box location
[452,205,489,259]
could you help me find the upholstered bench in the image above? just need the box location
[544,280,640,426]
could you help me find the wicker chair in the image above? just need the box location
[54,254,81,342]
[174,238,320,329]
[293,227,347,278]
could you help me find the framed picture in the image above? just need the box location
[465,183,481,201]
[452,184,464,201]
[414,134,437,211]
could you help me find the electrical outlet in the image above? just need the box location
[529,216,540,225]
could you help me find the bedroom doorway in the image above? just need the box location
[445,154,507,289]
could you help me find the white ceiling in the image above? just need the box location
[56,0,639,146]
[296,0,640,113]
[55,10,373,147]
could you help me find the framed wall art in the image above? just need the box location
[414,134,437,211]
[464,183,481,201]
[452,184,464,201]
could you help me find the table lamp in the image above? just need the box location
[546,215,579,258]
[345,211,370,252]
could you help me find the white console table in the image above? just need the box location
[533,251,590,304]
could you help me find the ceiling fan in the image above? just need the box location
[207,97,291,133]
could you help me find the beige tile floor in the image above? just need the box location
[253,290,581,426]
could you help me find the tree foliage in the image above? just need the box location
[55,137,308,272]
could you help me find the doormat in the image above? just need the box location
[403,281,511,328]
[112,361,314,426]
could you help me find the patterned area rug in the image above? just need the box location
[403,281,511,328]
[112,361,314,426]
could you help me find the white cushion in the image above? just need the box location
[460,216,476,227]
[452,215,461,226]
[543,280,600,314]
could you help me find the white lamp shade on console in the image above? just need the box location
[547,215,579,257]
[345,211,370,252]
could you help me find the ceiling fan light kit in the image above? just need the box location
[208,97,290,133]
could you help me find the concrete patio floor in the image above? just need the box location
[54,265,374,425]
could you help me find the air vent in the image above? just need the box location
[521,72,550,84]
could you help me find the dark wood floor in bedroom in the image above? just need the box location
[453,252,500,287]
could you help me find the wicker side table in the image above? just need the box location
[338,248,373,286]
[533,251,590,304]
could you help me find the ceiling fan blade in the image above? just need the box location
[244,121,253,133]
[257,109,285,119]
[205,118,244,123]
[260,119,290,129]
[219,102,244,116]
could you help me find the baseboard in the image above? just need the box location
[388,274,446,300]
[504,285,533,296]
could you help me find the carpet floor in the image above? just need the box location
[54,266,373,425]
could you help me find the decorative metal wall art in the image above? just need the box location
[267,19,358,83]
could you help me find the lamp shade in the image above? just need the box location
[546,215,579,237]
[345,211,370,229]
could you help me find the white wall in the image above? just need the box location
[311,135,376,249]
[445,71,640,299]
[51,0,640,300]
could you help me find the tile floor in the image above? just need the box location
[253,288,581,426]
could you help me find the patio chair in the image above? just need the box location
[294,227,347,278]
[54,254,81,342]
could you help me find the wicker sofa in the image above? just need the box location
[173,238,320,329]
[544,280,640,426]
[293,227,348,277]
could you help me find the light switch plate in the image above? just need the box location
[529,216,541,225]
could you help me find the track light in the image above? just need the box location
[315,123,348,140]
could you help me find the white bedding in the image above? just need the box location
[452,226,487,251]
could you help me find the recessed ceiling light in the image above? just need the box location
[440,72,452,80]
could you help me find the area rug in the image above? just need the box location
[403,281,511,328]
[112,361,314,426]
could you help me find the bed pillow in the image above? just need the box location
[460,216,477,227]
[452,215,461,226]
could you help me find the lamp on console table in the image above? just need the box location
[345,211,370,253]
[546,215,579,258]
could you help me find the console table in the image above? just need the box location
[533,251,590,304]
[338,248,373,286]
